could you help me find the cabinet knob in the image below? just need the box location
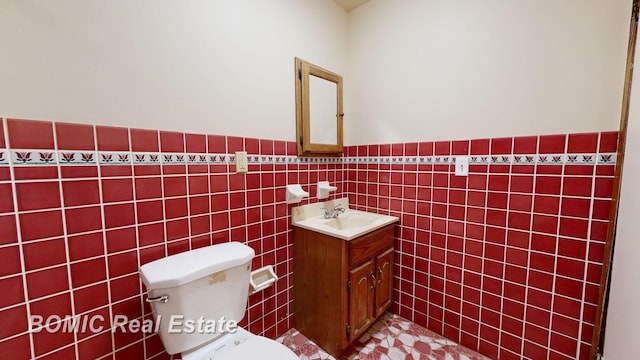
[370,273,376,289]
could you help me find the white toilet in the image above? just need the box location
[139,242,298,360]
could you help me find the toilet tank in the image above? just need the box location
[139,242,255,355]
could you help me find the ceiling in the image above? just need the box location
[334,0,370,12]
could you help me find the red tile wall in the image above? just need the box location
[0,118,344,359]
[345,132,617,360]
[0,117,617,360]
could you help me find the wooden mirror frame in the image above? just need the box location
[295,57,344,156]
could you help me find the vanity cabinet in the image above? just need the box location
[293,224,395,357]
[348,247,393,340]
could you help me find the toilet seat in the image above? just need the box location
[182,328,298,360]
[216,335,298,360]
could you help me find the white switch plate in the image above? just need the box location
[455,156,468,176]
[235,151,248,173]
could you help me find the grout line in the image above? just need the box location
[2,117,37,359]
[457,143,470,345]
[544,135,568,357]
[440,142,452,338]
[50,122,83,359]
[475,146,490,351]
[95,125,119,360]
[575,133,601,359]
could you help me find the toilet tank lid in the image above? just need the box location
[139,242,255,289]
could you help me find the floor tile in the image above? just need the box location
[277,313,490,360]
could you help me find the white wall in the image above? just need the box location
[0,0,348,141]
[346,0,631,144]
[602,34,640,359]
[0,1,632,145]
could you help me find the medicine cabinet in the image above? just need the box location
[294,57,344,156]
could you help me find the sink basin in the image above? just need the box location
[324,213,375,230]
[291,197,398,240]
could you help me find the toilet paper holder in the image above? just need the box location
[249,265,278,294]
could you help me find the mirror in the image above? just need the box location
[295,57,344,156]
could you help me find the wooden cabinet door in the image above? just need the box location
[348,260,374,341]
[375,248,394,317]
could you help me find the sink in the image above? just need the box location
[324,213,375,230]
[291,197,398,240]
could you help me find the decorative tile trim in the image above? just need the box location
[186,153,210,164]
[6,149,617,166]
[469,156,492,164]
[509,155,537,164]
[597,153,617,164]
[99,151,131,165]
[0,149,8,165]
[210,154,230,164]
[132,152,161,165]
[58,151,97,165]
[346,152,617,165]
[160,153,186,164]
[11,150,58,165]
[296,156,342,164]
[566,154,596,164]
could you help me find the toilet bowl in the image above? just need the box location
[182,328,296,360]
[139,242,298,360]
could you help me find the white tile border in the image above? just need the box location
[58,150,97,165]
[5,149,617,166]
[0,149,8,165]
[98,151,131,165]
[11,149,58,166]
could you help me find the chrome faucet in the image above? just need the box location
[322,204,346,219]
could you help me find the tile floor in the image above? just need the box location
[277,313,490,360]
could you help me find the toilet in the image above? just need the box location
[139,242,298,360]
